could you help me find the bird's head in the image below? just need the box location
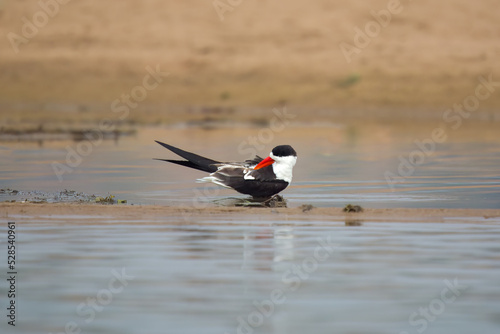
[254,145,297,182]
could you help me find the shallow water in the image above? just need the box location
[2,214,500,334]
[1,124,499,208]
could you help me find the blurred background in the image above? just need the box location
[1,3,500,334]
[0,0,499,207]
[2,0,500,122]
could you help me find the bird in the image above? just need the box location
[154,141,297,199]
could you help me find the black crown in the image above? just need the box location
[272,145,297,157]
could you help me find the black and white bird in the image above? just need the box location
[155,141,297,199]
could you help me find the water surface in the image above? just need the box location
[1,124,499,208]
[2,214,499,334]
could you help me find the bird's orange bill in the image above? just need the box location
[254,156,275,170]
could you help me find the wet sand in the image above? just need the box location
[3,203,499,224]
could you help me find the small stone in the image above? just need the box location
[343,204,364,213]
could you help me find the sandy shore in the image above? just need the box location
[1,0,499,129]
[2,203,499,224]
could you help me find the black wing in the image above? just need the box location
[154,141,220,173]
[207,165,288,198]
[245,165,277,182]
[244,155,264,167]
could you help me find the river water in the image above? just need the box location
[2,213,500,334]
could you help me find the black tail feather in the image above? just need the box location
[153,159,212,172]
[154,141,220,173]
